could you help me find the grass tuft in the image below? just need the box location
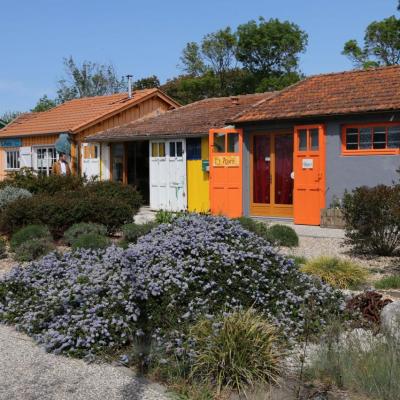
[301,256,368,289]
[375,275,400,290]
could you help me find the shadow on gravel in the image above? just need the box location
[121,377,167,400]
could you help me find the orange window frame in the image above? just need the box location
[342,122,400,156]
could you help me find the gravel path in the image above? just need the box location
[0,324,171,400]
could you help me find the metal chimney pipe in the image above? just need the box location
[126,75,133,98]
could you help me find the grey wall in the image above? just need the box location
[240,112,400,216]
[325,114,400,207]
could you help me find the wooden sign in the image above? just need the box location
[213,155,240,167]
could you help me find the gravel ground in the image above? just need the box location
[0,324,171,400]
[280,235,400,282]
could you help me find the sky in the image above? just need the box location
[0,0,397,114]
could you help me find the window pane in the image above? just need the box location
[388,126,400,148]
[310,129,319,151]
[186,138,201,160]
[213,133,225,153]
[176,141,183,157]
[159,143,165,157]
[227,133,239,153]
[359,127,372,149]
[373,127,386,149]
[151,143,158,157]
[169,142,176,157]
[346,128,358,150]
[299,129,307,151]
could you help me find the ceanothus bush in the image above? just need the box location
[0,215,343,357]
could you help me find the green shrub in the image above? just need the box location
[0,186,32,210]
[14,238,54,262]
[375,275,400,290]
[236,217,270,239]
[0,168,84,195]
[1,192,134,238]
[85,181,142,215]
[306,323,400,400]
[64,222,107,246]
[71,233,110,250]
[10,225,52,252]
[301,257,368,289]
[155,210,186,224]
[342,185,400,256]
[189,309,282,394]
[0,238,7,259]
[121,222,158,243]
[266,224,299,247]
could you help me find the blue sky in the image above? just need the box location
[0,0,397,114]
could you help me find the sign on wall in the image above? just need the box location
[0,138,21,147]
[213,155,240,167]
[302,158,314,169]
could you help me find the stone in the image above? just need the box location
[381,301,400,339]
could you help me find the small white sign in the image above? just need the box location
[302,158,313,169]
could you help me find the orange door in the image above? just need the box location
[293,125,326,225]
[209,128,243,218]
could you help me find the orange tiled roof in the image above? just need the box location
[0,89,179,137]
[234,65,400,123]
[87,93,275,141]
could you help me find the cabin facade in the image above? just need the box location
[0,89,180,181]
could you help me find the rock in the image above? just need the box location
[381,301,400,339]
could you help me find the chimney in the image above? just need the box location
[126,75,133,98]
[231,96,239,105]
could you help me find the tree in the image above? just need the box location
[31,95,57,112]
[180,42,206,76]
[201,27,237,90]
[343,16,400,68]
[236,17,308,76]
[0,111,22,125]
[57,56,125,103]
[132,75,160,90]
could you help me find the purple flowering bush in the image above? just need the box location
[0,215,343,358]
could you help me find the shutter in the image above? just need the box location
[19,146,32,169]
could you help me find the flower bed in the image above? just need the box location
[0,215,343,358]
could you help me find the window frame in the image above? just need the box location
[33,145,58,176]
[342,122,400,156]
[5,148,20,171]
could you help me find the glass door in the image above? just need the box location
[251,133,294,218]
[253,135,271,204]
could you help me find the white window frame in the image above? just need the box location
[5,148,20,171]
[33,146,58,176]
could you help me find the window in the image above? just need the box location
[227,133,239,153]
[168,141,183,158]
[34,146,57,176]
[83,144,98,159]
[297,127,320,152]
[213,133,225,153]
[5,149,20,170]
[151,142,165,157]
[187,138,201,160]
[343,124,400,155]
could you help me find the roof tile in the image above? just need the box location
[88,93,275,141]
[234,66,400,123]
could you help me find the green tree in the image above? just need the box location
[132,75,160,90]
[31,95,57,112]
[0,111,22,125]
[57,56,125,102]
[180,42,206,76]
[343,16,400,68]
[236,17,308,76]
[201,27,237,92]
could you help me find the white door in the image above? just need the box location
[100,143,110,180]
[81,143,100,180]
[150,140,186,211]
